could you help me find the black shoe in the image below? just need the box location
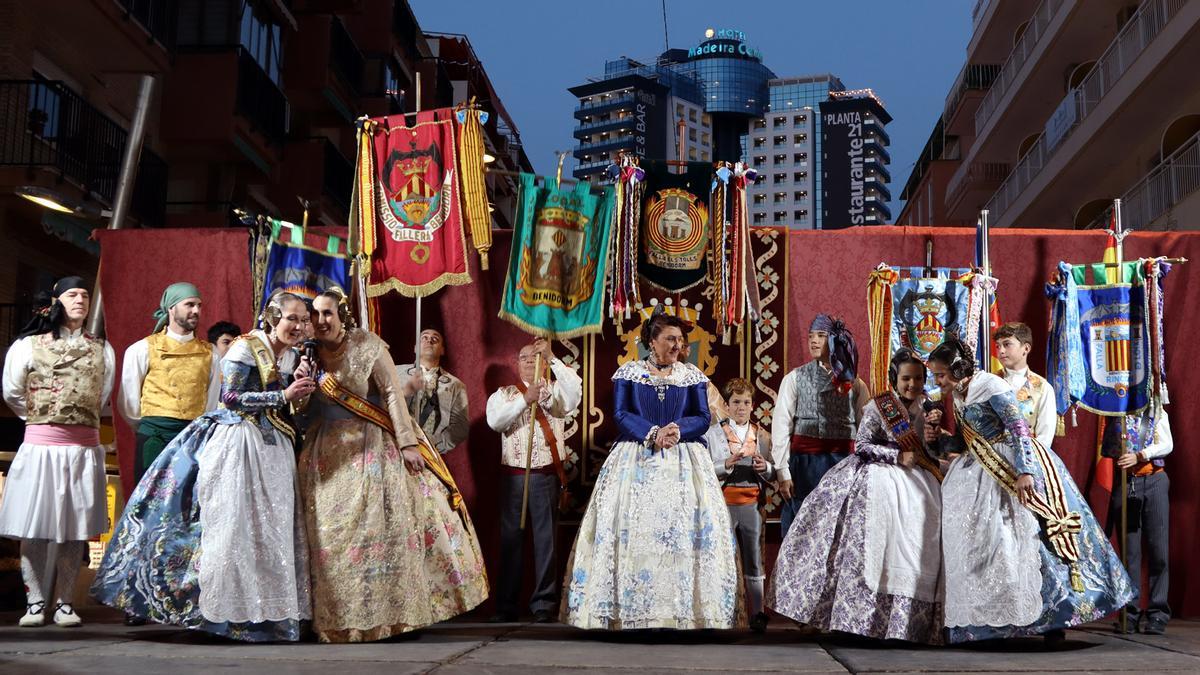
[488,612,517,623]
[1143,617,1167,635]
[124,612,147,627]
[749,612,769,634]
[533,609,555,623]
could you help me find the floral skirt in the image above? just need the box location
[299,417,488,642]
[90,412,310,642]
[561,440,741,630]
[769,456,944,644]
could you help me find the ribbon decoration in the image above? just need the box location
[607,155,645,318]
[456,103,492,270]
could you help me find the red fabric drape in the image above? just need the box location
[98,225,1200,618]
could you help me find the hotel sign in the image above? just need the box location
[688,29,762,61]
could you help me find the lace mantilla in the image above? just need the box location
[611,359,708,387]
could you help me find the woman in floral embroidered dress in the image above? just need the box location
[926,337,1133,643]
[298,289,486,642]
[91,292,316,642]
[561,308,740,630]
[769,348,945,644]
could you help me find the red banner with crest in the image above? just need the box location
[355,109,471,299]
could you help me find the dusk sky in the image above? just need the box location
[409,0,974,218]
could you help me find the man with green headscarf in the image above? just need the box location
[117,282,221,483]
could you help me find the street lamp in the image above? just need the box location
[15,185,113,219]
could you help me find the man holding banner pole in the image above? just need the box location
[485,338,581,623]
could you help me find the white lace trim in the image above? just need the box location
[611,360,708,387]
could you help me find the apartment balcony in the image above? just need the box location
[1084,129,1200,231]
[573,117,634,139]
[574,137,635,157]
[0,79,168,227]
[162,48,290,169]
[284,16,365,126]
[574,93,636,119]
[943,63,1002,136]
[983,0,1198,227]
[945,161,1011,217]
[969,0,1045,64]
[973,0,1069,138]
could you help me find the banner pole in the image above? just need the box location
[979,209,991,371]
[1114,197,1130,636]
[414,71,423,352]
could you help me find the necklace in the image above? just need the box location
[645,358,671,401]
[322,330,349,359]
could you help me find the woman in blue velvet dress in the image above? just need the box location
[91,292,317,642]
[561,309,740,630]
[926,337,1133,643]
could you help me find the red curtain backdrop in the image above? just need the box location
[98,226,1200,618]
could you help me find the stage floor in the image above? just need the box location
[1,607,1196,673]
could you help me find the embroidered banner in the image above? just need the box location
[499,174,615,339]
[259,219,349,311]
[639,161,712,292]
[355,109,471,299]
[867,265,978,395]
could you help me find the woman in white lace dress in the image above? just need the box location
[92,292,316,641]
[927,337,1132,643]
[561,309,740,630]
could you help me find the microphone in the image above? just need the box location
[302,339,319,371]
[922,398,939,414]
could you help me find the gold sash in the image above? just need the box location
[957,413,1084,591]
[318,371,466,516]
[873,392,943,481]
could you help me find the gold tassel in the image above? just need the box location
[1070,564,1084,592]
[1056,414,1066,437]
[456,104,492,270]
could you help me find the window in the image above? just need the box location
[773,116,787,128]
[793,152,807,163]
[794,210,805,221]
[794,171,808,181]
[773,193,785,204]
[772,135,786,147]
[688,147,697,160]
[793,114,807,125]
[701,132,710,145]
[772,172,787,184]
[773,154,786,165]
[753,194,766,205]
[700,150,710,161]
[793,191,807,202]
[676,103,684,116]
[773,211,787,222]
[688,128,697,141]
[689,108,697,122]
[753,213,766,224]
[240,2,283,83]
[752,137,766,148]
[753,155,766,165]
[793,134,807,145]
[701,114,711,128]
[752,119,766,130]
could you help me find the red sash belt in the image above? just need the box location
[24,424,100,447]
[503,465,557,477]
[789,435,854,455]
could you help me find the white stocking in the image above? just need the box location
[745,575,765,617]
[19,539,49,606]
[53,541,85,605]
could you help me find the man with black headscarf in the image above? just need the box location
[0,277,115,628]
[770,314,869,538]
[118,282,221,483]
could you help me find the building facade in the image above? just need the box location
[898,0,1200,231]
[569,30,892,229]
[0,0,532,324]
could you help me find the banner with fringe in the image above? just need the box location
[499,174,614,339]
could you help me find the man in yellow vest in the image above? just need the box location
[117,282,221,483]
